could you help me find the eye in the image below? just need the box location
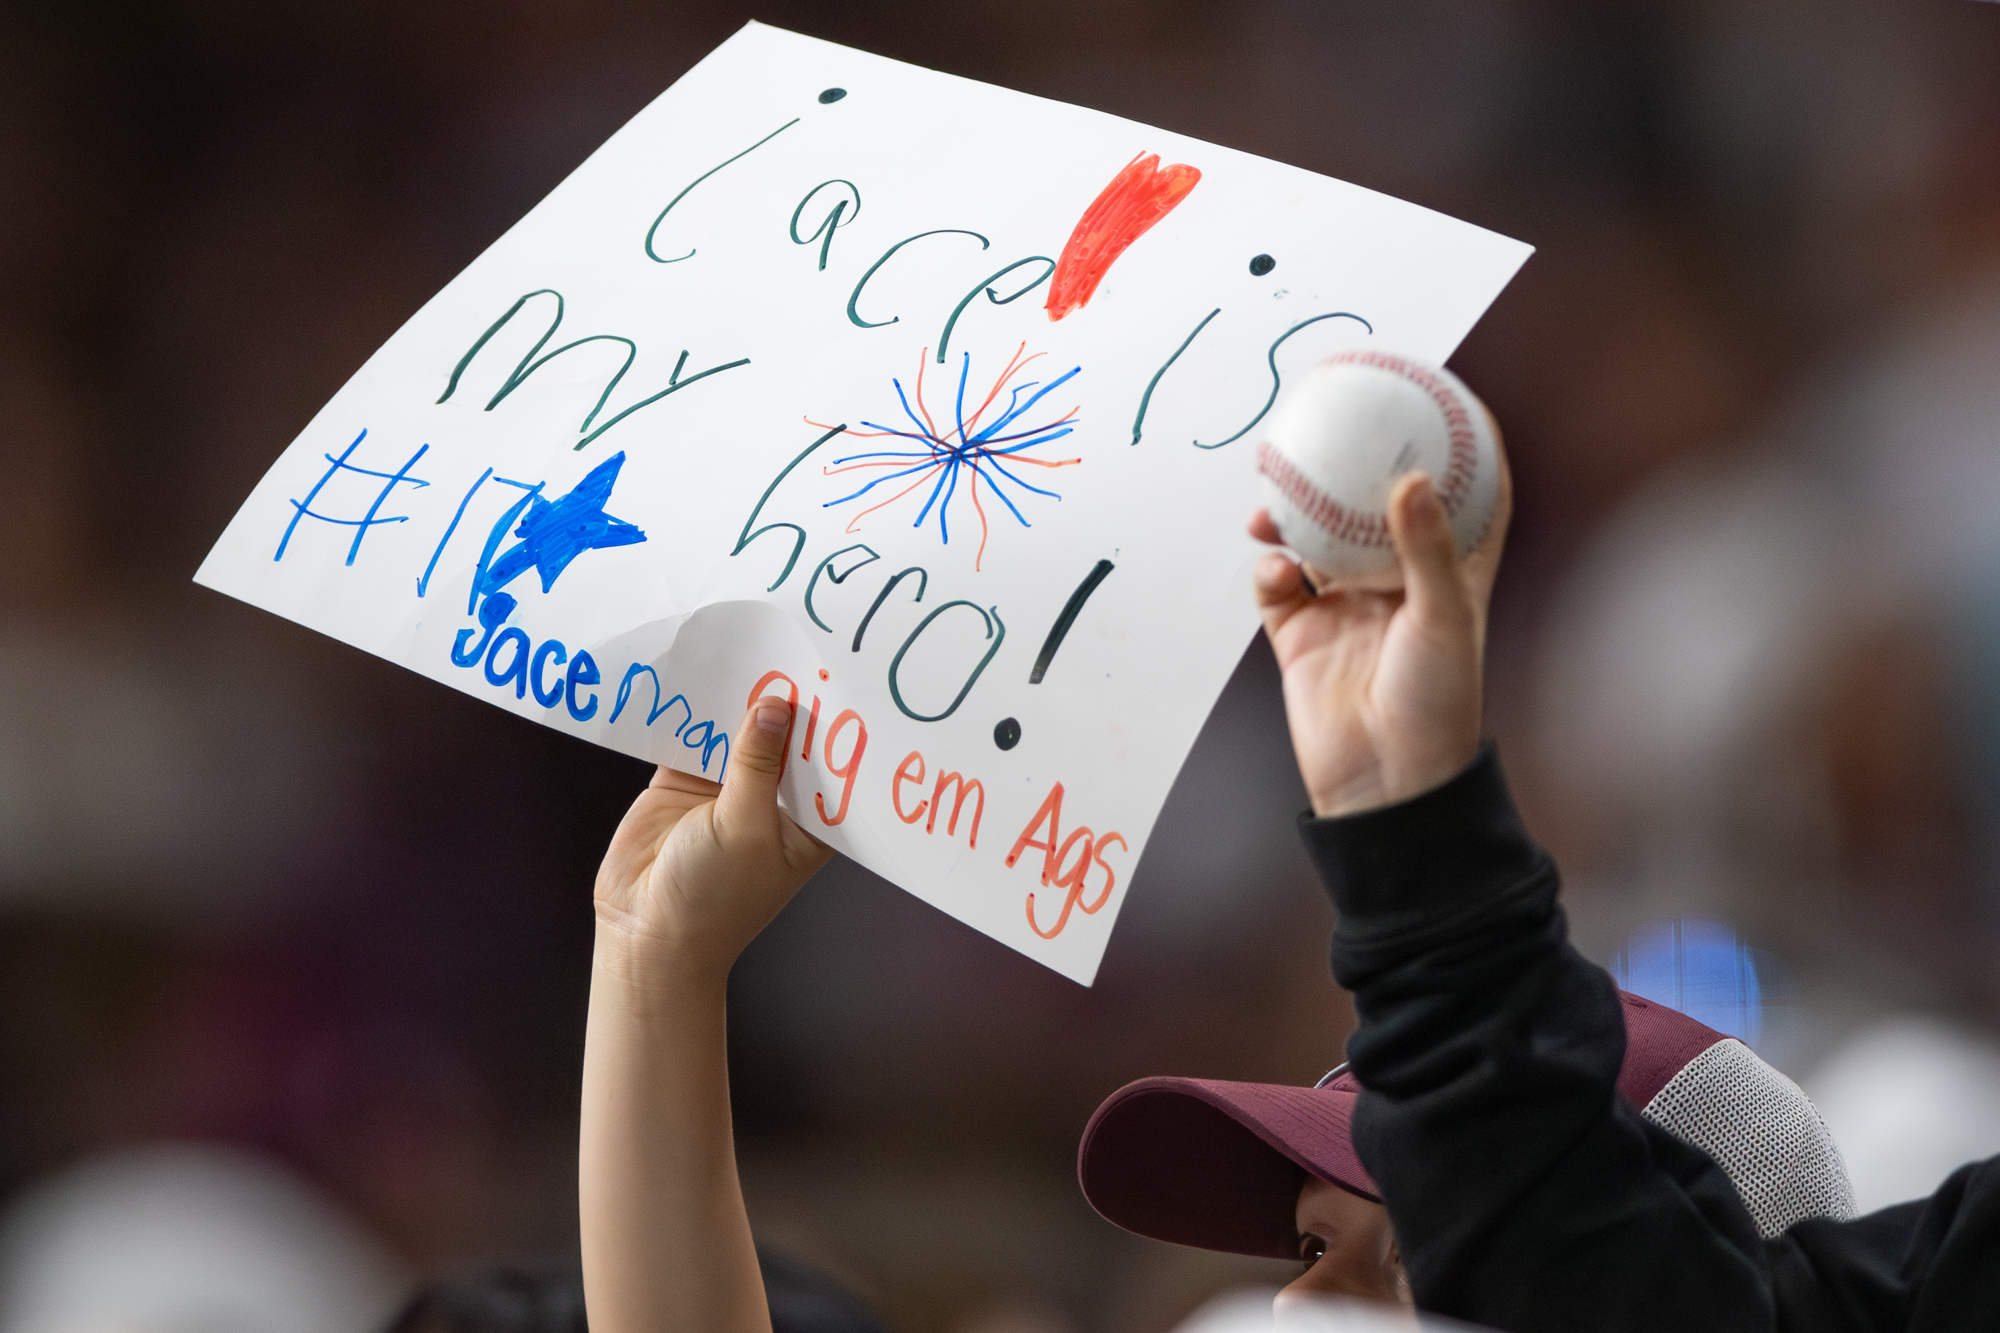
[1298,1233,1328,1268]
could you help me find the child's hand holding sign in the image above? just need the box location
[593,698,831,983]
[583,699,829,1333]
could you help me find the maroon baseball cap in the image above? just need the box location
[1076,993,1740,1259]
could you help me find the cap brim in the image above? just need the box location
[1076,1076,1379,1260]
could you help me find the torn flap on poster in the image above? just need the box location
[195,21,1531,984]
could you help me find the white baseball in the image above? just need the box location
[1255,351,1499,587]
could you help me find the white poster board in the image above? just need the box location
[196,22,1530,984]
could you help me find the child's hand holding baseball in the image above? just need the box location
[1250,419,1511,818]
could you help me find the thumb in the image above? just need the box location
[715,696,794,827]
[1388,472,1472,635]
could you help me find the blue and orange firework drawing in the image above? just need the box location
[813,343,1081,571]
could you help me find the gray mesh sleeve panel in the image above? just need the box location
[1642,1038,1859,1238]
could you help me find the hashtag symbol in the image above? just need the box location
[275,428,431,565]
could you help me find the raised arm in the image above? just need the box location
[1251,419,1769,1328]
[580,697,832,1333]
[1252,426,1768,1329]
[1258,417,2000,1331]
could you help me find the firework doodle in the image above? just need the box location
[814,344,1081,571]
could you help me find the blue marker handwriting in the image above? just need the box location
[609,665,729,775]
[443,595,727,778]
[276,428,430,565]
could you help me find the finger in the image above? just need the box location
[1388,473,1472,636]
[1253,549,1315,642]
[1463,403,1511,609]
[723,701,836,878]
[713,696,794,831]
[1247,508,1284,545]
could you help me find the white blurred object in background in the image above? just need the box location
[1803,1016,2000,1213]
[1172,1287,1494,1331]
[0,1142,402,1333]
[1536,452,1837,834]
[1170,1288,1282,1332]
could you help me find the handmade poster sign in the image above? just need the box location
[196,22,1531,984]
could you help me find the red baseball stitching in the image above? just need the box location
[1258,351,1482,549]
[1257,440,1391,548]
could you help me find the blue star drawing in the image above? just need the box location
[487,452,645,593]
[465,452,646,609]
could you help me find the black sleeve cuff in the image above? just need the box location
[1297,743,1544,924]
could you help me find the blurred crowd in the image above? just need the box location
[3,1,2000,1331]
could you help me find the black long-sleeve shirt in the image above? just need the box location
[1299,745,2000,1332]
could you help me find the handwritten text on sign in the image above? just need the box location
[196,23,1530,983]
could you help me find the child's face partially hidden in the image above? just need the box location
[1277,1176,1411,1310]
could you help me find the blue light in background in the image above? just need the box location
[1612,918,1764,1048]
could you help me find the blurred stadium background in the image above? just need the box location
[3,2,2000,1330]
